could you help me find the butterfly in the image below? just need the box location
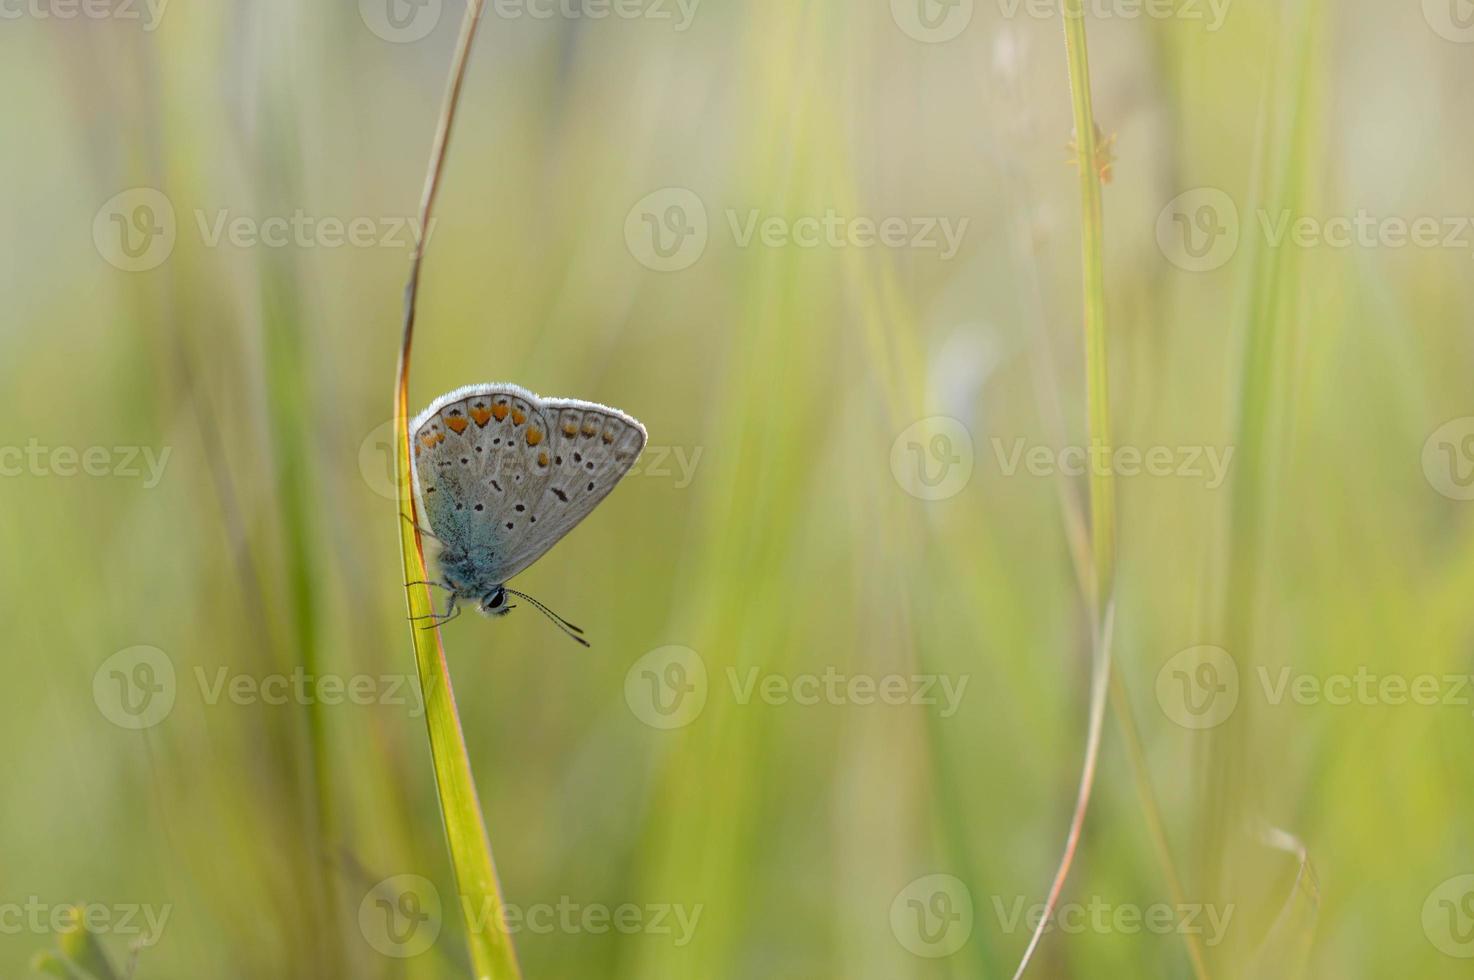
[408,383,647,646]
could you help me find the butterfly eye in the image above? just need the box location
[487,590,505,609]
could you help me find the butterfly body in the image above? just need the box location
[410,383,647,638]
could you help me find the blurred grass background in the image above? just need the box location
[3,0,1474,977]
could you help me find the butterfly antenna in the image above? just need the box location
[504,589,590,647]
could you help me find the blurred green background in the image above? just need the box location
[3,0,1474,976]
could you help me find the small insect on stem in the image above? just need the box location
[1066,121,1117,184]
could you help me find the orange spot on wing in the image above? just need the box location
[537,451,549,467]
[511,409,527,426]
[446,416,468,434]
[492,403,509,421]
[526,427,543,446]
[562,422,578,437]
[603,429,615,444]
[582,422,598,436]
[470,406,492,426]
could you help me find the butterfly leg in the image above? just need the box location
[399,511,443,543]
[409,592,460,628]
[418,604,463,630]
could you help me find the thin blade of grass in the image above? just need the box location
[393,2,521,977]
[1013,7,1210,979]
[1009,12,1115,975]
[1205,0,1321,912]
[1251,823,1320,978]
[1011,603,1115,980]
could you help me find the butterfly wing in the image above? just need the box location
[496,396,647,580]
[411,384,645,584]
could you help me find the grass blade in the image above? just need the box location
[1009,9,1116,975]
[393,2,521,977]
[1015,8,1209,978]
